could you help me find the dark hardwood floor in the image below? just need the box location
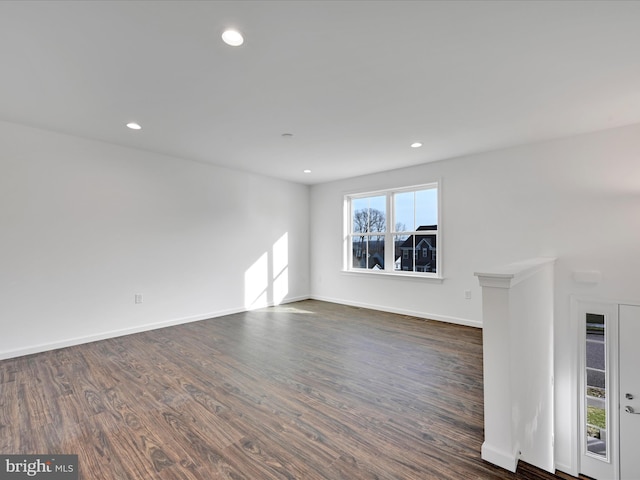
[0,300,573,479]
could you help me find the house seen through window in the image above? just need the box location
[346,183,439,276]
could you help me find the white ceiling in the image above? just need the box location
[1,1,639,185]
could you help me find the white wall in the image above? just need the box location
[0,120,310,359]
[309,122,640,474]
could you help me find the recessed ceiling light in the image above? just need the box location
[222,29,244,47]
[126,122,142,130]
[303,169,312,174]
[411,142,422,148]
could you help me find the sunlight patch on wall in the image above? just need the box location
[244,233,290,310]
[244,252,269,310]
[273,233,289,305]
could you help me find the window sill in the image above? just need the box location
[341,269,444,283]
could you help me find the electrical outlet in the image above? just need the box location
[464,290,472,300]
[134,293,143,304]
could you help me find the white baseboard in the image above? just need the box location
[0,295,311,360]
[1,295,474,360]
[553,461,577,478]
[481,442,519,473]
[309,294,482,328]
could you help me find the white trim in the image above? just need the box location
[310,294,481,328]
[572,294,640,309]
[436,177,443,276]
[555,461,577,478]
[341,269,444,282]
[481,442,520,473]
[474,257,557,288]
[0,295,310,361]
[343,181,439,199]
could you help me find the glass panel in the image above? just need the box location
[351,236,367,269]
[415,188,438,228]
[352,196,386,233]
[367,196,386,233]
[394,191,415,231]
[415,233,436,273]
[351,236,384,270]
[394,188,438,232]
[585,313,607,459]
[394,234,413,271]
[368,236,385,270]
[352,197,369,233]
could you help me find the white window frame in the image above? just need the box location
[343,182,442,279]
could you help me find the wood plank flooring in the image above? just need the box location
[0,300,573,479]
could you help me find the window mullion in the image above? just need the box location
[385,193,394,271]
[412,191,417,272]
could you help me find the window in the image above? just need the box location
[345,183,439,277]
[585,313,608,459]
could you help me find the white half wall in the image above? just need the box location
[0,120,310,359]
[309,122,640,474]
[476,258,556,474]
